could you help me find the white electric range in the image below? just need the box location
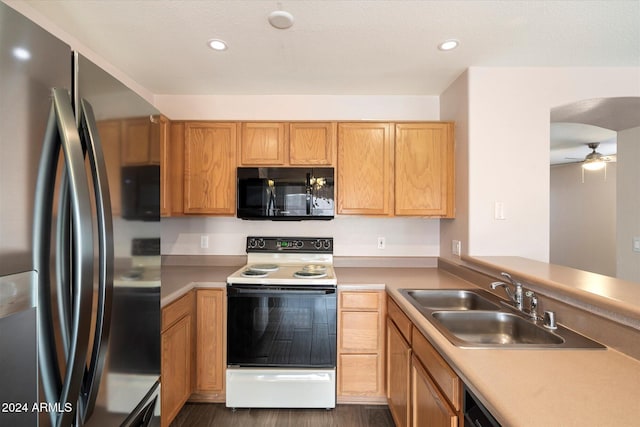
[226,236,337,409]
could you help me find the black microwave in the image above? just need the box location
[121,165,160,221]
[237,167,334,220]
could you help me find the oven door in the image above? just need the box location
[227,284,337,368]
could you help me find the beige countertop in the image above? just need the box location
[161,264,640,426]
[465,256,640,327]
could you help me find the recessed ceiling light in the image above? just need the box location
[12,47,31,60]
[438,39,459,51]
[268,10,294,29]
[207,39,228,51]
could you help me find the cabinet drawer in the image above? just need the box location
[387,296,412,343]
[412,328,461,411]
[339,311,381,353]
[340,291,382,311]
[162,291,194,332]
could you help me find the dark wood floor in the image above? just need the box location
[170,403,396,427]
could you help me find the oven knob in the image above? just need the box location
[323,239,331,249]
[258,239,266,248]
[248,238,257,248]
[295,240,303,248]
[314,239,322,250]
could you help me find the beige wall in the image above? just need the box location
[550,163,616,276]
[464,67,640,261]
[617,126,640,282]
[439,70,469,260]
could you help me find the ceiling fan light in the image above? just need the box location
[582,160,606,171]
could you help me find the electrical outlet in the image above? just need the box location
[452,240,461,256]
[377,237,386,249]
[200,235,209,249]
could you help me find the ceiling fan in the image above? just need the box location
[567,142,616,171]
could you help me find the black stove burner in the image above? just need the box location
[241,269,269,278]
[293,270,328,279]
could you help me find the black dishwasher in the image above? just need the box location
[464,386,501,427]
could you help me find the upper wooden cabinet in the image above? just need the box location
[395,123,454,217]
[289,122,336,165]
[239,122,287,165]
[337,123,394,215]
[238,122,336,166]
[121,116,160,165]
[96,120,122,216]
[184,122,237,215]
[337,122,454,218]
[159,116,170,217]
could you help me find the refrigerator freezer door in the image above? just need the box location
[0,272,38,427]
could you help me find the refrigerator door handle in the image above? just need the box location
[77,98,114,424]
[33,88,94,427]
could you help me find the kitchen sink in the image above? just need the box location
[401,289,501,311]
[431,311,564,346]
[399,288,605,349]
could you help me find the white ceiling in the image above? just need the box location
[20,0,640,96]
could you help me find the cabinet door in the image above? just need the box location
[395,123,454,217]
[387,320,411,427]
[338,354,383,397]
[159,116,170,217]
[411,355,458,427]
[289,122,336,165]
[121,117,152,165]
[184,122,237,214]
[337,123,393,215]
[97,120,122,216]
[337,290,386,401]
[161,315,191,427]
[239,122,286,165]
[196,289,225,393]
[169,121,185,216]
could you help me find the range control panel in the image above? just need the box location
[246,236,333,254]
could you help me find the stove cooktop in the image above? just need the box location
[227,263,337,286]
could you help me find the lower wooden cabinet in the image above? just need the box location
[411,354,458,427]
[193,288,226,401]
[161,292,194,427]
[386,294,463,427]
[387,316,412,427]
[337,290,386,402]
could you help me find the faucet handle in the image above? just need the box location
[543,311,557,330]
[525,290,538,319]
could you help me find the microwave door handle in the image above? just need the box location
[306,172,312,214]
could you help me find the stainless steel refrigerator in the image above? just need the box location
[0,3,160,426]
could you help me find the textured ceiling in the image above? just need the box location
[20,0,640,96]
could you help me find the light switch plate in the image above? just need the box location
[633,237,640,253]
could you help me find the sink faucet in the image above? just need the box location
[491,272,523,311]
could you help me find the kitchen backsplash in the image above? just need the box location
[161,216,440,257]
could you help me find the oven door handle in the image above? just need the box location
[228,287,335,296]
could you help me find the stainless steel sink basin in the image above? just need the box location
[400,289,501,311]
[398,288,605,349]
[431,311,564,346]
